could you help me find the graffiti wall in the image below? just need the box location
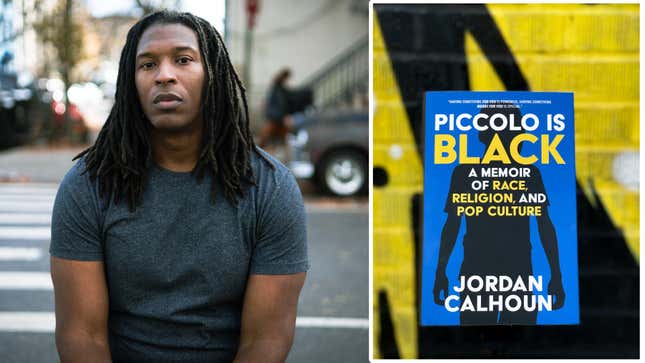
[372,4,639,358]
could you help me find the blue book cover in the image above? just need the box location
[420,91,579,326]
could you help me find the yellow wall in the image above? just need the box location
[372,4,639,359]
[466,3,640,257]
[372,18,422,358]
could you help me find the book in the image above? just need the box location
[421,91,579,326]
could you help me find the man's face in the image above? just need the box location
[135,23,205,132]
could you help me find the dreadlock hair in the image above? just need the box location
[75,10,273,212]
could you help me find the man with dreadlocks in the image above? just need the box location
[49,11,308,363]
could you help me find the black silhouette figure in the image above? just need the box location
[433,105,565,325]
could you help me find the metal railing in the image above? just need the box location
[301,35,368,109]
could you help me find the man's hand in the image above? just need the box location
[433,273,449,305]
[548,277,566,310]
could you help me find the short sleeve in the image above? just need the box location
[250,170,309,275]
[49,162,104,261]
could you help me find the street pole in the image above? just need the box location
[243,28,253,87]
[243,0,259,88]
[62,0,72,143]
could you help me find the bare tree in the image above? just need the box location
[134,0,182,15]
[33,0,85,142]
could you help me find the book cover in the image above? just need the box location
[421,91,579,326]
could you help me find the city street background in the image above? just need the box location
[0,0,369,360]
[0,147,368,362]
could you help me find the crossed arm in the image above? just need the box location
[51,257,305,363]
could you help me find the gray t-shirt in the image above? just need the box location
[50,149,309,362]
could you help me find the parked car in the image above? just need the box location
[0,72,35,150]
[289,109,368,197]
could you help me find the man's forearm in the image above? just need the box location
[234,336,293,363]
[537,217,562,279]
[56,331,111,363]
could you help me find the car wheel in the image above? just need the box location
[317,149,367,197]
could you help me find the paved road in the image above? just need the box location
[0,147,84,183]
[0,183,368,362]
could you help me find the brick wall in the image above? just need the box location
[372,4,639,358]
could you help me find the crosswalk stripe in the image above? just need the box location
[0,185,58,195]
[0,272,52,290]
[0,227,50,240]
[0,247,42,261]
[0,195,55,202]
[0,202,53,213]
[306,205,368,214]
[0,313,369,332]
[0,312,55,332]
[0,213,51,225]
[296,317,369,329]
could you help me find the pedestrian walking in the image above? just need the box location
[257,68,293,152]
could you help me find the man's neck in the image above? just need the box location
[150,126,203,173]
